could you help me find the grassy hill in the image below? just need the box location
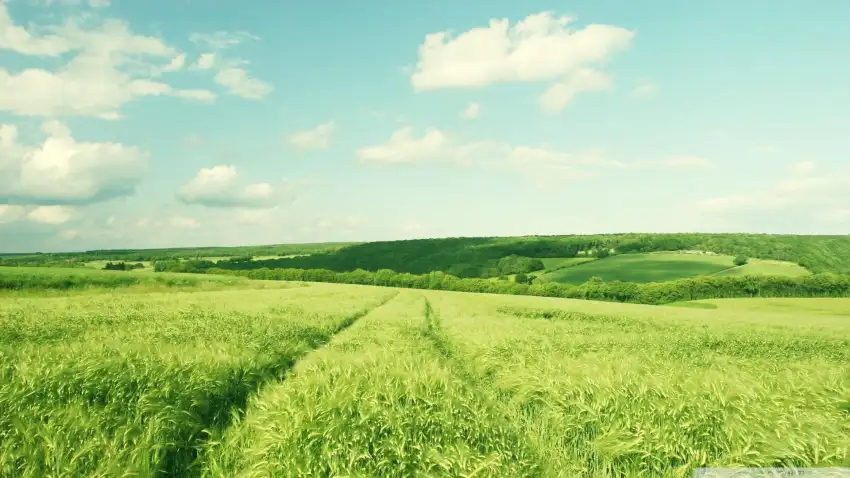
[203,233,850,278]
[2,276,848,475]
[540,253,810,284]
[541,252,736,284]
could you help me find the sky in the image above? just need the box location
[0,0,849,253]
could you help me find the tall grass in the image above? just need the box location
[4,279,849,476]
[425,291,850,476]
[0,286,392,476]
[201,291,542,477]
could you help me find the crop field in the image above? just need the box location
[711,260,810,278]
[541,252,807,284]
[2,273,849,477]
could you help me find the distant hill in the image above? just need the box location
[208,233,850,278]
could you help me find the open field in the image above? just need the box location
[0,266,295,296]
[542,253,737,284]
[2,274,848,476]
[712,260,811,278]
[541,253,808,284]
[539,257,596,270]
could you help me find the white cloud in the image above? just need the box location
[27,205,74,224]
[169,215,200,229]
[172,89,216,102]
[214,64,272,99]
[789,161,815,176]
[631,79,658,98]
[88,0,110,8]
[0,4,217,117]
[58,229,80,239]
[0,205,26,223]
[0,121,148,205]
[177,165,279,208]
[411,12,633,91]
[187,32,272,100]
[356,127,450,164]
[460,102,480,120]
[697,162,850,229]
[193,52,217,70]
[539,68,612,113]
[356,127,708,184]
[161,53,186,72]
[190,31,259,50]
[288,121,335,151]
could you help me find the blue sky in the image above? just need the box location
[1,0,849,252]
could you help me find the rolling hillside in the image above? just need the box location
[203,233,850,278]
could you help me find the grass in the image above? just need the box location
[712,260,810,277]
[3,275,849,476]
[539,257,596,270]
[543,253,740,284]
[0,284,394,476]
[0,266,295,296]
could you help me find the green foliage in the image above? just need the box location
[3,279,850,475]
[514,272,529,284]
[734,255,749,266]
[595,248,610,259]
[0,286,395,475]
[198,233,850,278]
[0,266,273,293]
[103,261,145,271]
[543,252,740,284]
[207,266,850,305]
[0,242,354,264]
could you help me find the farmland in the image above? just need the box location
[1,268,848,476]
[539,252,808,284]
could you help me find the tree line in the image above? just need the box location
[198,266,850,305]
[194,234,850,277]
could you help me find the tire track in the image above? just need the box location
[421,296,548,477]
[181,290,400,477]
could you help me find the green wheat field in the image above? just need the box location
[1,272,848,477]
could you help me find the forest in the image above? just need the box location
[157,233,850,277]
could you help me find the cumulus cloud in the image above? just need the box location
[176,165,279,208]
[27,205,75,224]
[169,215,200,229]
[631,79,658,98]
[356,127,451,164]
[356,127,709,185]
[0,121,148,205]
[539,68,612,113]
[789,161,815,176]
[187,32,272,100]
[190,31,259,50]
[0,3,218,117]
[697,162,850,230]
[288,121,335,151]
[411,11,632,109]
[460,102,480,120]
[213,63,272,99]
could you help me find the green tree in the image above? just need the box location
[734,255,749,266]
[595,249,610,259]
[515,272,529,284]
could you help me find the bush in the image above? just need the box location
[734,255,749,266]
[595,249,610,259]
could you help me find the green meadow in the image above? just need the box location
[541,252,807,284]
[1,267,848,477]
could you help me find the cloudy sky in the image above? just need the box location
[1,0,849,253]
